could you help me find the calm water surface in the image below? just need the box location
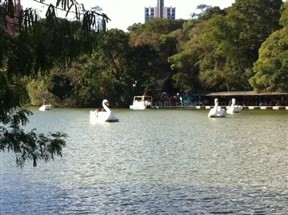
[1,108,288,214]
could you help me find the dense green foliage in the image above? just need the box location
[4,0,288,108]
[250,1,288,92]
[170,0,283,92]
[2,0,288,166]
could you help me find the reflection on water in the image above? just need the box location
[1,108,288,214]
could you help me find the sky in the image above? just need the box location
[21,0,235,31]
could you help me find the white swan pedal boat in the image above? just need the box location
[208,98,226,118]
[39,104,52,111]
[90,99,119,124]
[226,98,242,114]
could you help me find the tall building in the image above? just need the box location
[145,0,176,21]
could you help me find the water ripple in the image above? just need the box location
[1,183,287,214]
[1,109,288,214]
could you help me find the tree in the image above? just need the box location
[129,19,184,95]
[0,0,110,167]
[169,15,232,92]
[170,0,283,93]
[226,0,282,67]
[169,49,201,92]
[191,5,226,20]
[249,2,288,92]
[126,44,161,97]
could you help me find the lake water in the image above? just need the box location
[1,108,288,214]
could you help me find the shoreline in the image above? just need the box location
[153,105,288,110]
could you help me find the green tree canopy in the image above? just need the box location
[226,0,282,66]
[250,2,288,92]
[170,0,283,93]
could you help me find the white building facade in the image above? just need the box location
[145,0,176,21]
